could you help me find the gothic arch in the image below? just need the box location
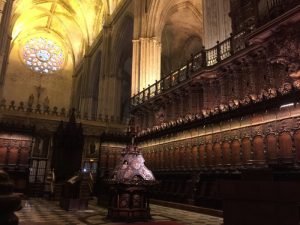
[89,51,102,119]
[146,0,202,41]
[110,14,134,122]
[111,14,134,76]
[146,1,203,76]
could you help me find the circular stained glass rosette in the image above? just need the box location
[22,37,64,74]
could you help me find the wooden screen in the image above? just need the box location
[0,133,32,193]
[0,134,31,166]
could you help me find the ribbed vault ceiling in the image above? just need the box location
[11,0,122,68]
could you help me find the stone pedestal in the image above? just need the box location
[0,170,22,225]
[107,181,154,222]
[105,141,157,222]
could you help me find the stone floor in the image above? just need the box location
[16,198,223,225]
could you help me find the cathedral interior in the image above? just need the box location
[0,0,300,224]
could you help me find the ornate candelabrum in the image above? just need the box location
[106,135,157,222]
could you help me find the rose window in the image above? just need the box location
[22,37,64,74]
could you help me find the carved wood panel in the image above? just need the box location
[222,141,231,165]
[278,132,293,160]
[199,144,206,167]
[192,145,198,168]
[213,142,222,166]
[266,133,278,162]
[293,129,300,162]
[231,139,241,165]
[252,135,265,162]
[206,143,213,166]
[175,146,180,169]
[241,137,252,163]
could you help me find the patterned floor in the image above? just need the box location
[16,198,223,225]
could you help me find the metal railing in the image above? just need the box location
[131,32,246,107]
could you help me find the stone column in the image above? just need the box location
[79,56,92,118]
[203,0,232,48]
[131,37,161,96]
[0,0,14,98]
[98,24,112,120]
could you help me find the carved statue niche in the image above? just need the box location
[154,106,165,125]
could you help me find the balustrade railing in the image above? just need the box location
[131,31,246,107]
[131,2,299,107]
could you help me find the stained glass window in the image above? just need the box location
[22,37,64,74]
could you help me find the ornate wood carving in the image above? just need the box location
[252,135,265,163]
[242,137,252,165]
[293,129,300,163]
[205,142,213,167]
[278,131,293,162]
[222,141,231,166]
[213,142,222,167]
[199,144,206,167]
[231,139,241,166]
[266,132,278,163]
